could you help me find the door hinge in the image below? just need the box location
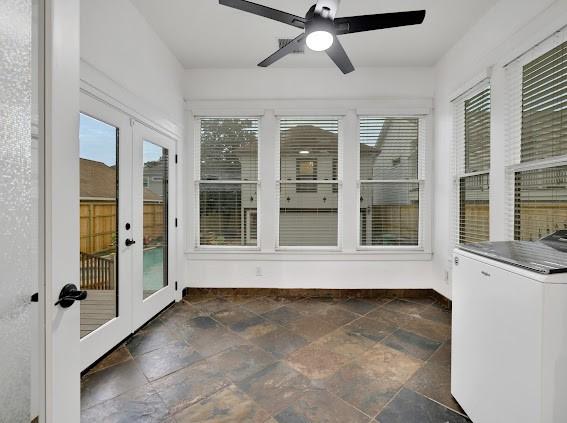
[129,118,135,127]
[175,281,178,291]
[175,218,178,227]
[30,292,39,303]
[175,154,178,164]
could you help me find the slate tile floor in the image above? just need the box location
[81,292,469,422]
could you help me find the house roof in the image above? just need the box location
[80,158,162,201]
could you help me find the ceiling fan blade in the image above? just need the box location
[219,0,305,29]
[326,37,354,74]
[258,33,306,68]
[314,0,340,19]
[335,10,426,35]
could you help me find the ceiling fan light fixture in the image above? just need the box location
[306,30,333,51]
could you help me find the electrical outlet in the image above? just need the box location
[256,266,263,276]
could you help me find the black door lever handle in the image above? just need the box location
[54,283,88,308]
[125,238,136,246]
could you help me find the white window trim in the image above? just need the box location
[356,115,429,252]
[275,115,344,251]
[504,28,567,240]
[195,116,262,250]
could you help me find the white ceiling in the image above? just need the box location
[131,0,499,69]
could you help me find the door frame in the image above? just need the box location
[132,123,177,330]
[79,93,134,370]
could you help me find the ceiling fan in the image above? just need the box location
[218,0,426,74]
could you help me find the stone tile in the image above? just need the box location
[251,326,307,358]
[343,316,397,343]
[402,296,437,306]
[366,308,451,342]
[206,344,276,383]
[315,328,375,360]
[175,385,270,423]
[151,359,230,414]
[175,315,224,344]
[420,304,452,326]
[229,315,280,340]
[183,290,217,304]
[81,360,148,410]
[126,321,178,357]
[383,299,432,319]
[429,340,451,367]
[338,298,379,315]
[81,384,170,423]
[190,327,248,358]
[289,299,332,317]
[237,362,313,415]
[90,346,132,373]
[314,306,359,327]
[135,340,203,381]
[286,342,350,381]
[285,316,337,341]
[212,306,259,327]
[262,306,303,325]
[376,388,470,423]
[195,297,233,314]
[405,361,464,414]
[274,389,369,423]
[160,302,204,328]
[383,329,441,361]
[323,344,422,416]
[243,297,281,314]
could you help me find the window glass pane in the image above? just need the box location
[143,141,168,298]
[360,182,419,246]
[514,166,567,240]
[200,118,258,181]
[79,113,118,338]
[200,183,257,246]
[279,182,338,246]
[459,174,489,243]
[280,118,338,181]
[521,41,567,163]
[464,88,491,173]
[360,118,418,180]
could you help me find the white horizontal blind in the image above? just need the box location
[278,118,339,247]
[452,86,491,246]
[359,117,420,247]
[506,30,567,241]
[198,117,259,247]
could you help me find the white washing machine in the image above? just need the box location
[452,238,567,423]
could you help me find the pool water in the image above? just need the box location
[143,246,166,294]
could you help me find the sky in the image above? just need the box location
[79,113,165,166]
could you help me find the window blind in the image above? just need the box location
[278,118,339,247]
[359,117,420,247]
[453,86,491,245]
[506,32,567,241]
[200,118,258,181]
[520,41,567,163]
[198,117,259,247]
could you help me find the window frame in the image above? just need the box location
[505,30,567,241]
[357,115,427,251]
[275,116,343,251]
[452,82,491,246]
[195,116,262,250]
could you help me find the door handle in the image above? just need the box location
[54,283,88,308]
[125,238,136,247]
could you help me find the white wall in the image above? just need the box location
[183,67,438,291]
[433,0,566,298]
[81,0,184,129]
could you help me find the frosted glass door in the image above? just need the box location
[0,0,40,421]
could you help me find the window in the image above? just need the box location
[197,117,259,247]
[279,118,339,247]
[359,117,420,247]
[454,86,491,244]
[507,36,567,240]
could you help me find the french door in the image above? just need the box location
[79,93,176,370]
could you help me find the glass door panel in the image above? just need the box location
[79,113,118,337]
[143,140,168,298]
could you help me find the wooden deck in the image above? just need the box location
[80,290,116,338]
